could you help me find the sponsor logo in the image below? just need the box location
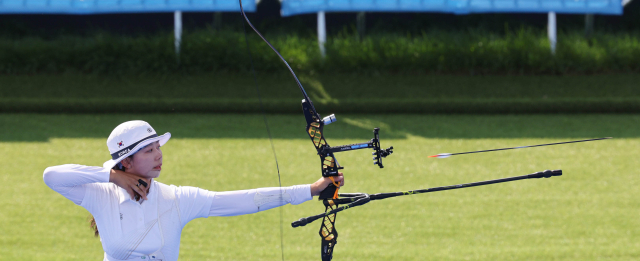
[147,128,153,133]
[117,141,124,148]
[118,149,131,157]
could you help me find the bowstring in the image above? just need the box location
[240,9,286,261]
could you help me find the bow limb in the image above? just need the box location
[238,0,320,119]
[320,203,338,261]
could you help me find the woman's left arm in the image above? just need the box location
[207,185,312,217]
[208,173,345,217]
[175,173,345,223]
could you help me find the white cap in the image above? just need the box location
[103,120,171,169]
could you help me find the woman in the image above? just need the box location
[43,120,344,261]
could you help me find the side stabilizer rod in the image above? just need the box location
[292,194,371,228]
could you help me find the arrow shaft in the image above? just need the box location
[432,137,611,158]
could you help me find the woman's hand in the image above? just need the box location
[109,169,149,200]
[310,172,345,197]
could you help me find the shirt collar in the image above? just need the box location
[117,178,155,204]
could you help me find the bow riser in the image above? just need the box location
[303,99,341,261]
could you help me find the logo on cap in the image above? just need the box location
[147,128,153,133]
[117,141,124,148]
[118,148,131,157]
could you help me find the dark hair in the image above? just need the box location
[88,158,129,237]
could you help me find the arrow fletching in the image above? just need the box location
[428,153,452,159]
[429,137,611,159]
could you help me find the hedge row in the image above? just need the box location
[3,98,640,114]
[0,28,639,74]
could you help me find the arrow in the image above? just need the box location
[428,137,612,159]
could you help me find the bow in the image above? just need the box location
[238,1,393,260]
[238,2,610,260]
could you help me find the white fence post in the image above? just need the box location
[357,11,365,40]
[585,14,594,38]
[213,11,222,30]
[318,11,326,58]
[174,11,182,61]
[548,12,557,55]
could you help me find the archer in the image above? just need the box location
[43,120,344,261]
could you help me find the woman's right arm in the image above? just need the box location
[44,164,150,204]
[43,164,111,205]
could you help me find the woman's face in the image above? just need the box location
[123,141,163,179]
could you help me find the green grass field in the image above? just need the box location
[1,114,638,260]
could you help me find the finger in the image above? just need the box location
[138,185,148,200]
[336,172,344,186]
[127,188,135,200]
[132,184,147,200]
[329,176,344,187]
[139,184,148,200]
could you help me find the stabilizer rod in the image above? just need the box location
[369,169,561,201]
[291,169,562,227]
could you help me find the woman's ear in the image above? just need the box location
[121,157,133,170]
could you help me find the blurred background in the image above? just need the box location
[1,0,639,260]
[0,0,639,113]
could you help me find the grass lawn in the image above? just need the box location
[0,113,638,260]
[1,72,640,113]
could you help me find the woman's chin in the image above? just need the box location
[147,170,161,178]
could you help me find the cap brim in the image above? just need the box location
[103,132,171,169]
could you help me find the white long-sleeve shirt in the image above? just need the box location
[43,164,312,261]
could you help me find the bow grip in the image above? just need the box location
[318,183,338,200]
